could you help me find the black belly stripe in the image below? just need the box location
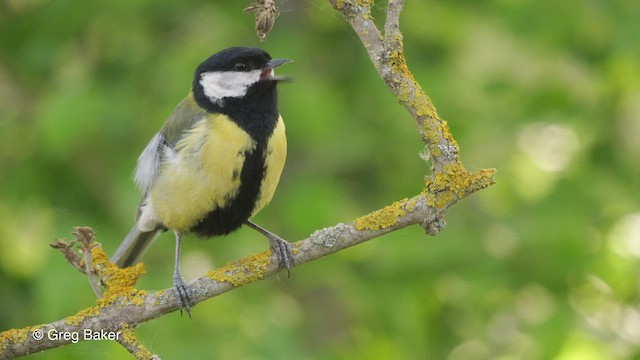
[190,80,280,238]
[191,143,266,237]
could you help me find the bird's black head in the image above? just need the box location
[192,47,291,111]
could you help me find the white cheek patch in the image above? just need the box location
[200,70,262,102]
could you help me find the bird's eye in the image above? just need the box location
[234,62,249,72]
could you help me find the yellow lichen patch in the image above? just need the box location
[423,189,454,209]
[65,305,101,326]
[0,326,32,347]
[0,329,24,347]
[388,50,440,121]
[0,325,45,357]
[406,196,419,212]
[291,243,301,255]
[389,51,408,78]
[91,246,147,308]
[331,0,373,14]
[207,252,270,287]
[387,49,458,162]
[385,48,462,163]
[64,247,147,326]
[438,118,457,147]
[354,199,409,231]
[424,120,444,158]
[424,163,497,208]
[332,0,346,9]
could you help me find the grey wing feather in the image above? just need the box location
[115,134,165,267]
[134,132,165,194]
[133,96,207,194]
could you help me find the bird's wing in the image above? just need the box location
[133,93,207,195]
[134,132,165,194]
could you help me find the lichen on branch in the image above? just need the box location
[329,0,496,227]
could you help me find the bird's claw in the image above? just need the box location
[173,274,194,317]
[269,236,294,278]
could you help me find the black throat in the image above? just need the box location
[193,79,280,142]
[190,80,281,237]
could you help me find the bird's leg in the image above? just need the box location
[245,221,294,277]
[172,231,194,317]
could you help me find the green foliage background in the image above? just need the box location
[1,0,639,359]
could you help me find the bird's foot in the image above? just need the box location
[173,273,194,317]
[269,235,295,278]
[245,221,295,278]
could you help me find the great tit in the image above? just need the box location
[111,47,293,316]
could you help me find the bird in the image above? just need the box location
[111,47,294,316]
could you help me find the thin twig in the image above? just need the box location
[50,239,84,273]
[329,0,460,173]
[384,0,404,39]
[73,227,104,298]
[116,326,160,360]
[50,228,104,297]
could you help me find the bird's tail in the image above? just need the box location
[111,226,162,268]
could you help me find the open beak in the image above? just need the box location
[265,58,293,69]
[261,58,293,81]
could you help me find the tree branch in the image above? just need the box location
[1,1,496,358]
[329,0,464,173]
[0,183,495,358]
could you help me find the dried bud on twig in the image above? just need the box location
[50,227,103,298]
[243,0,279,41]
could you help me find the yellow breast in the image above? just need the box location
[150,114,255,231]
